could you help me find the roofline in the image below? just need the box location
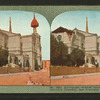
[74,28,97,35]
[0,29,21,36]
[52,26,73,33]
[98,36,100,38]
[21,35,32,38]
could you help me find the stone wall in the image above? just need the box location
[72,31,85,49]
[22,36,32,51]
[0,28,42,71]
[21,33,42,70]
[22,36,33,69]
[0,31,8,49]
[85,35,97,54]
[8,34,21,55]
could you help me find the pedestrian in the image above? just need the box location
[27,81,31,85]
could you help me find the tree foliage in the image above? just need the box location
[0,48,8,66]
[65,54,75,66]
[51,35,85,67]
[70,48,85,67]
[51,35,68,66]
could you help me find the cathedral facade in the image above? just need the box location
[52,17,100,67]
[0,14,42,71]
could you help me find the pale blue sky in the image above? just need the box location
[51,11,100,35]
[0,11,50,60]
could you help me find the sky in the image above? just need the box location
[51,11,100,36]
[0,11,50,60]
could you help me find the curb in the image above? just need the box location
[51,72,100,80]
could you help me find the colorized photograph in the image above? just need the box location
[50,11,100,85]
[0,11,50,85]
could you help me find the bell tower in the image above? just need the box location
[31,13,39,33]
[9,17,12,33]
[86,17,88,33]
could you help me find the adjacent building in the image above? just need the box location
[0,14,42,71]
[42,60,50,70]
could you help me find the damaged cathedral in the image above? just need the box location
[0,14,42,71]
[52,17,100,67]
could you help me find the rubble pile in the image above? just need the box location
[80,63,96,68]
[2,63,19,68]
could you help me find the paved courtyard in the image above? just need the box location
[0,69,50,85]
[51,73,100,85]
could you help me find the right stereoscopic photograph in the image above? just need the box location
[50,11,100,85]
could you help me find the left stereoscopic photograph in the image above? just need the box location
[0,11,50,85]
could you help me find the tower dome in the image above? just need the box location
[31,13,39,28]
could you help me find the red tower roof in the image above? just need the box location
[31,13,39,28]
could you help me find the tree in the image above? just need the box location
[51,35,85,67]
[51,35,60,65]
[57,41,68,65]
[51,35,68,65]
[65,54,75,66]
[0,48,8,66]
[70,48,85,67]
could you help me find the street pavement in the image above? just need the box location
[51,73,100,85]
[1,69,100,85]
[51,72,100,80]
[0,69,50,85]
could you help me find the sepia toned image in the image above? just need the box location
[50,11,100,85]
[0,11,50,85]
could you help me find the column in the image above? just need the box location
[8,55,10,63]
[12,56,15,63]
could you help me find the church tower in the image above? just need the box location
[9,17,12,33]
[86,17,88,33]
[30,13,42,70]
[31,13,39,33]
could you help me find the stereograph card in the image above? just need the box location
[0,5,100,95]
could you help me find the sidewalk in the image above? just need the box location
[51,72,100,80]
[0,69,50,85]
[0,70,43,77]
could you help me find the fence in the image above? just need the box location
[0,66,29,74]
[51,66,100,76]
